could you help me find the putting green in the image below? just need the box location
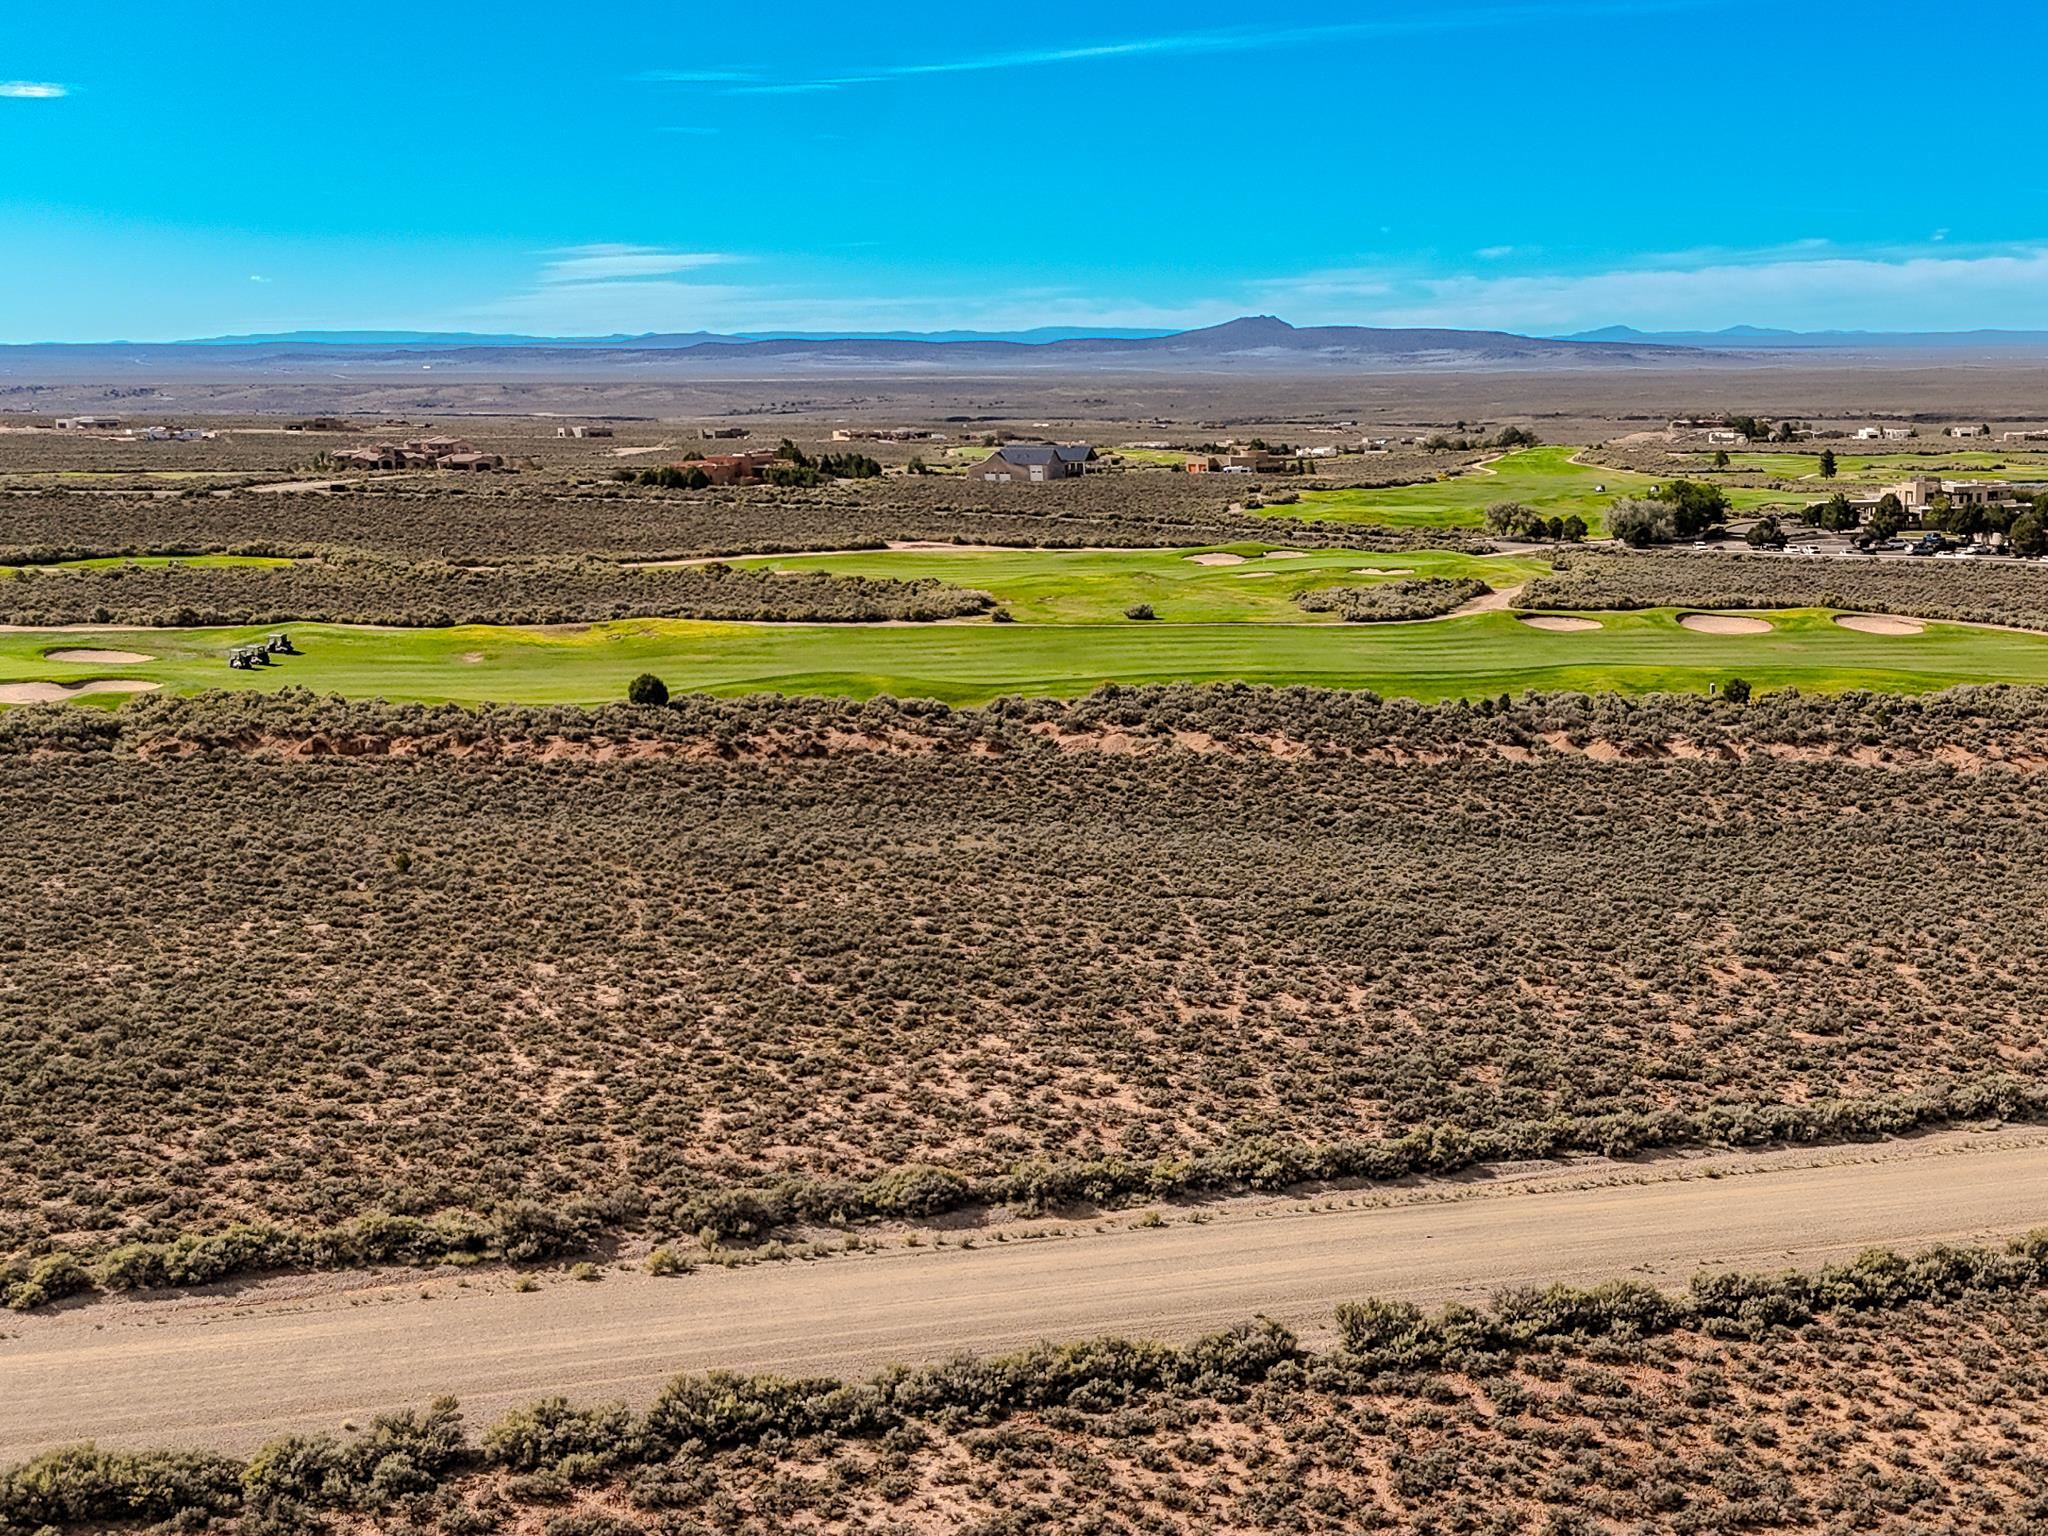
[8,607,2048,708]
[730,544,1547,624]
[1283,446,1800,532]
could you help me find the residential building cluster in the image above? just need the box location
[332,436,506,471]
[831,427,943,442]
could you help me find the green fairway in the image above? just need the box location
[1,554,296,576]
[730,544,1548,624]
[11,607,2048,708]
[1104,445,1199,467]
[1284,446,1800,532]
[1684,450,2048,483]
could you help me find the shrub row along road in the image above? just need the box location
[5,1128,2045,1462]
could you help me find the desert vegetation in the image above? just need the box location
[0,478,1493,567]
[7,684,2048,1296]
[1525,550,2048,630]
[0,558,995,627]
[10,1236,2048,1534]
[1292,576,1489,621]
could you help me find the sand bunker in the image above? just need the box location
[1186,552,1246,566]
[1233,571,1277,580]
[1834,614,1926,636]
[1677,613,1774,635]
[1351,567,1415,577]
[1518,614,1604,632]
[1263,550,1311,560]
[44,647,154,664]
[0,679,160,704]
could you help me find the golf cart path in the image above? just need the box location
[5,1125,2046,1461]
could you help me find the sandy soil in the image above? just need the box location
[1518,615,1603,632]
[0,679,159,703]
[1186,552,1247,566]
[1436,583,1523,620]
[1677,612,1775,635]
[43,647,153,664]
[1835,613,1927,635]
[6,1125,2044,1461]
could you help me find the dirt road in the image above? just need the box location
[6,1127,2045,1461]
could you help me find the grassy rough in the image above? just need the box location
[1525,549,2048,631]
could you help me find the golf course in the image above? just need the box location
[10,602,2048,707]
[1281,445,1801,531]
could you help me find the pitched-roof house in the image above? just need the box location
[967,444,1092,482]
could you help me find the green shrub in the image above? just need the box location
[485,1399,640,1473]
[0,1445,242,1532]
[863,1165,972,1218]
[1,1251,91,1311]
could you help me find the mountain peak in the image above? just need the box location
[1188,315,1298,340]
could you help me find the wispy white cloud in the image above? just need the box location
[0,81,68,99]
[466,235,2048,340]
[539,244,735,284]
[467,260,1226,337]
[655,2,1706,95]
[1249,243,2048,333]
[248,274,270,284]
[636,69,758,84]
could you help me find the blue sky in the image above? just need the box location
[5,0,2046,341]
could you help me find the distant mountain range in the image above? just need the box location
[177,325,1184,348]
[0,316,1703,374]
[10,316,2048,379]
[1562,324,2048,350]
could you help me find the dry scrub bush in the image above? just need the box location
[1293,576,1489,621]
[8,685,2048,1292]
[12,1237,2048,1534]
[0,479,1492,565]
[0,557,993,627]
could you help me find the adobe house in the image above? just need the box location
[678,451,778,485]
